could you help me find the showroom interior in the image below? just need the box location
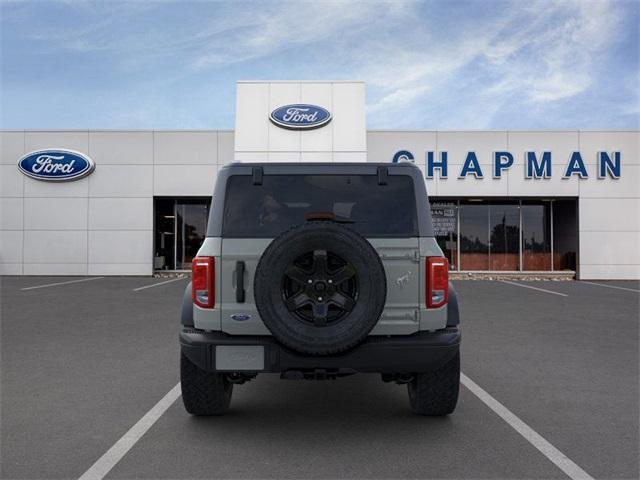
[152,197,578,273]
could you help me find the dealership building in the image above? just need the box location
[1,81,638,279]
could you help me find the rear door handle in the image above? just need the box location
[235,261,245,303]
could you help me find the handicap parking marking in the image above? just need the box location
[78,383,182,480]
[133,277,187,292]
[461,373,594,480]
[580,281,640,293]
[20,276,104,291]
[499,280,568,297]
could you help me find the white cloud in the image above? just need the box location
[189,1,415,71]
[362,0,627,126]
[4,0,635,128]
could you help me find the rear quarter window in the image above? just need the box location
[222,174,418,238]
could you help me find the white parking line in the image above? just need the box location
[499,280,568,297]
[78,383,181,480]
[580,281,640,293]
[461,373,594,480]
[21,277,104,291]
[133,277,186,292]
[78,375,596,480]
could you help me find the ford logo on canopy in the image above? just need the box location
[270,104,331,130]
[17,149,95,182]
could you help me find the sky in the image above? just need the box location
[1,0,638,129]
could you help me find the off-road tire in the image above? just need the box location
[408,351,460,416]
[253,221,386,356]
[181,352,233,416]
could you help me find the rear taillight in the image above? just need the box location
[192,257,215,308]
[426,257,448,308]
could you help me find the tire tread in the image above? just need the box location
[408,351,460,416]
[180,352,232,416]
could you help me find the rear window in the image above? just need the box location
[222,174,418,238]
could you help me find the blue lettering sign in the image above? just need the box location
[391,149,622,180]
[459,152,483,178]
[493,151,514,178]
[392,150,415,163]
[564,152,588,178]
[526,152,552,178]
[598,151,621,179]
[427,151,448,178]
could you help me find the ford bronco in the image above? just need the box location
[180,162,461,416]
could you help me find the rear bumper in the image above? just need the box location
[180,328,460,374]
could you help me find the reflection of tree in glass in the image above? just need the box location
[460,235,487,252]
[491,221,519,253]
[525,234,547,252]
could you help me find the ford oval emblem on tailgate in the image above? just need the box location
[231,313,251,321]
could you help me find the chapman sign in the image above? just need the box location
[17,149,95,181]
[270,104,331,130]
[392,150,621,179]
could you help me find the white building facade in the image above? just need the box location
[1,81,638,279]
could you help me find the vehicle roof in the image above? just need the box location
[219,162,421,177]
[223,162,417,167]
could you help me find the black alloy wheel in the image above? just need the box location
[282,249,358,326]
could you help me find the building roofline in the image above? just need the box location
[0,129,235,133]
[1,128,637,133]
[367,129,640,133]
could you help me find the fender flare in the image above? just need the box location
[447,282,460,327]
[181,281,194,326]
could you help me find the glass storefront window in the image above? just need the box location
[458,201,520,271]
[176,201,210,270]
[431,201,458,270]
[553,199,578,270]
[460,202,489,270]
[154,198,176,271]
[154,198,211,270]
[155,196,576,273]
[489,202,520,270]
[522,201,552,271]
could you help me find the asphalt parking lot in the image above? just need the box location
[1,276,638,479]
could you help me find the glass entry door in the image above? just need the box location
[431,201,458,270]
[154,198,211,270]
[176,201,209,270]
[459,200,520,271]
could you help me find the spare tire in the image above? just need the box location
[254,222,386,355]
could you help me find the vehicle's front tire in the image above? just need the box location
[408,351,460,416]
[181,352,232,416]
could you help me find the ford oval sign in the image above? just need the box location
[270,104,331,130]
[17,149,95,182]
